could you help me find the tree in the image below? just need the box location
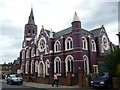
[104,48,120,77]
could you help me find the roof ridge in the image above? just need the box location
[90,27,102,32]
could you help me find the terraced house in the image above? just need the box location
[19,8,116,85]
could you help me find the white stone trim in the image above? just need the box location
[35,61,38,72]
[83,55,89,74]
[25,61,29,74]
[65,37,73,51]
[26,49,30,58]
[54,57,61,74]
[45,45,49,54]
[65,55,74,75]
[38,36,46,52]
[82,36,88,50]
[36,49,39,56]
[45,59,50,75]
[22,50,25,59]
[31,48,35,57]
[38,61,45,77]
[54,40,61,53]
[102,34,109,50]
[91,40,97,52]
[93,65,99,74]
[26,38,31,41]
[31,60,34,74]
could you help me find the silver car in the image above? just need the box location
[7,74,23,85]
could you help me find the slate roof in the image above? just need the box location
[53,27,95,38]
[54,27,72,38]
[28,8,35,24]
[13,60,20,65]
[90,27,102,37]
[44,25,102,38]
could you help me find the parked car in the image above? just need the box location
[7,74,23,85]
[90,72,112,88]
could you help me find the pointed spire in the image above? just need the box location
[28,8,35,24]
[72,11,80,22]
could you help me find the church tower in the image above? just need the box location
[23,8,37,47]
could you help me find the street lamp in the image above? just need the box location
[116,32,120,48]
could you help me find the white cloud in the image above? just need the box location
[0,0,119,64]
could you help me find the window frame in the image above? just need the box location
[54,40,61,53]
[91,40,96,52]
[65,55,74,75]
[82,37,88,50]
[65,37,73,51]
[54,57,61,75]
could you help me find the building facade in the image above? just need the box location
[2,63,12,74]
[19,8,116,85]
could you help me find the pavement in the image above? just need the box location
[0,79,81,89]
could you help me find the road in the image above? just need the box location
[0,81,119,90]
[0,81,47,90]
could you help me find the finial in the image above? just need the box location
[72,11,80,22]
[31,4,33,9]
[42,25,44,29]
[50,28,53,32]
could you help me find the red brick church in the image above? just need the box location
[19,8,116,86]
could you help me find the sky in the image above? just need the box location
[0,0,119,64]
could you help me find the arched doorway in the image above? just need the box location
[38,61,45,77]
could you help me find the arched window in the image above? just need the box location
[35,61,38,73]
[83,55,89,75]
[28,29,30,34]
[36,49,39,56]
[45,45,49,54]
[31,48,35,57]
[26,49,30,58]
[25,61,29,74]
[22,50,25,59]
[65,37,73,50]
[65,55,74,74]
[38,61,45,77]
[82,37,88,50]
[45,60,50,75]
[33,30,35,34]
[31,60,34,74]
[54,57,61,74]
[91,40,96,52]
[54,40,61,52]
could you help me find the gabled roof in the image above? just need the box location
[90,27,102,37]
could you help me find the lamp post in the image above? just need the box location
[117,32,120,48]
